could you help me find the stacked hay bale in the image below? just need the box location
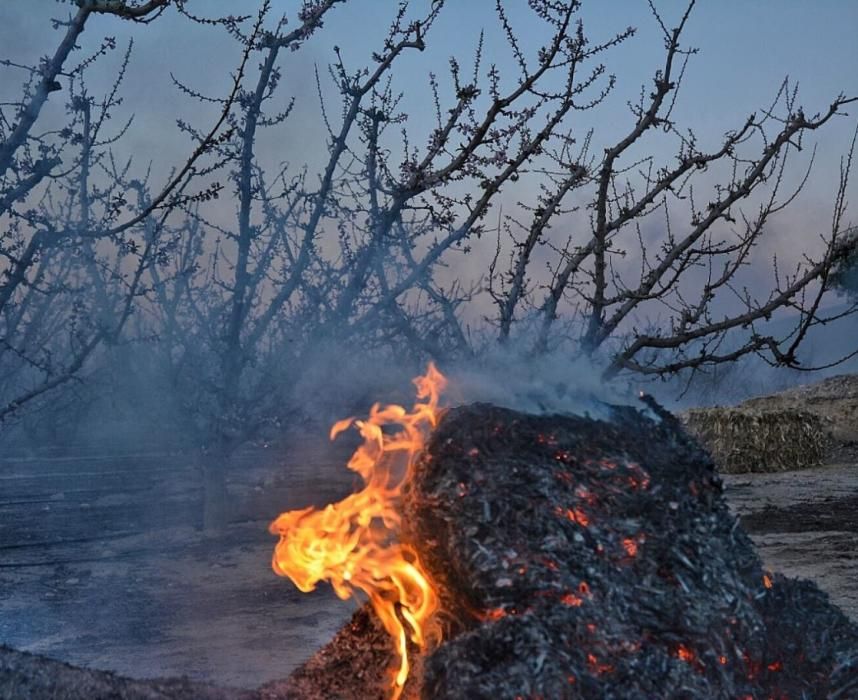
[680,407,832,473]
[741,373,858,447]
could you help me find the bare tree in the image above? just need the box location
[0,1,248,424]
[150,0,645,527]
[154,0,376,528]
[150,0,858,528]
[487,1,857,383]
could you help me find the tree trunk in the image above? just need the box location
[201,451,229,532]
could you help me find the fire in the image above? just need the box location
[676,644,695,663]
[269,363,446,698]
[560,592,583,607]
[565,507,590,527]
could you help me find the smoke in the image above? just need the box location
[443,345,635,421]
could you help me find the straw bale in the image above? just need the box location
[741,373,858,446]
[680,407,832,473]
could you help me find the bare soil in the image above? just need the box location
[0,394,855,691]
[721,461,858,620]
[0,439,358,690]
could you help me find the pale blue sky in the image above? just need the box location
[2,1,856,290]
[2,1,855,190]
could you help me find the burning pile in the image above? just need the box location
[406,401,857,697]
[270,368,858,699]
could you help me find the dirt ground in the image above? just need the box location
[1,405,856,690]
[720,461,858,621]
[0,439,359,690]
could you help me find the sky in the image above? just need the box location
[1,0,857,325]
[3,1,855,190]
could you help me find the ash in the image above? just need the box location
[403,402,858,699]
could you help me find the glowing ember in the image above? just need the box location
[269,363,446,698]
[676,644,695,663]
[763,573,773,589]
[565,507,590,527]
[587,652,614,675]
[481,607,509,621]
[560,592,583,607]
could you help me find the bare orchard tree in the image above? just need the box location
[7,1,850,520]
[0,0,247,426]
[149,0,366,528]
[488,1,858,381]
[151,0,640,527]
[328,1,633,358]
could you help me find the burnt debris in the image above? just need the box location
[401,402,858,699]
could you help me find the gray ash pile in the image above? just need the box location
[401,401,858,699]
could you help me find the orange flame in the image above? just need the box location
[269,363,446,699]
